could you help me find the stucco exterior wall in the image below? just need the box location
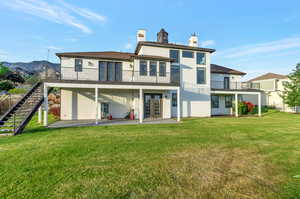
[211,95,232,115]
[139,45,211,117]
[211,73,242,89]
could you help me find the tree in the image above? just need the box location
[0,63,10,79]
[281,63,300,108]
[0,80,15,91]
[6,73,25,84]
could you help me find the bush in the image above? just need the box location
[0,80,15,91]
[0,64,10,79]
[25,75,40,85]
[249,105,269,114]
[8,88,27,95]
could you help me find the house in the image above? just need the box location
[42,29,262,126]
[245,73,298,112]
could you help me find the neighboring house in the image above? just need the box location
[42,29,262,126]
[245,73,298,112]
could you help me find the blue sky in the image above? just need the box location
[0,0,299,80]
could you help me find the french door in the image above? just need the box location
[144,94,163,119]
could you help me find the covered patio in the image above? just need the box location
[41,81,181,127]
[211,89,262,117]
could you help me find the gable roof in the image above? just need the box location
[56,51,173,61]
[211,64,246,75]
[135,41,216,54]
[248,73,288,82]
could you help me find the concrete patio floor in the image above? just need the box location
[48,118,179,128]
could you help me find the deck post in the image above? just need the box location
[258,92,262,117]
[177,87,181,122]
[139,88,143,123]
[235,93,238,117]
[95,87,99,124]
[43,85,48,126]
[38,106,42,123]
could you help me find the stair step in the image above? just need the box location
[0,129,12,132]
[0,125,14,127]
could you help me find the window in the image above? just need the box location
[107,62,115,81]
[159,62,166,77]
[182,51,194,58]
[150,61,157,76]
[211,95,219,108]
[225,96,233,108]
[99,61,122,81]
[101,103,109,118]
[196,67,206,84]
[172,93,177,107]
[140,60,147,76]
[75,59,82,72]
[170,50,179,63]
[196,52,205,65]
[115,62,122,81]
[99,61,107,81]
[171,65,180,83]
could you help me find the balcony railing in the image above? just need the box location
[211,81,260,90]
[44,67,179,85]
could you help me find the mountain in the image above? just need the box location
[1,61,59,75]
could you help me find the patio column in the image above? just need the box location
[95,87,99,124]
[38,106,42,123]
[258,92,262,117]
[43,85,48,126]
[235,93,238,117]
[139,88,143,123]
[177,87,181,122]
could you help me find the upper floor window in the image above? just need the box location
[159,62,166,77]
[140,60,147,76]
[99,61,122,81]
[196,52,205,65]
[182,51,194,58]
[171,65,180,84]
[150,61,157,76]
[170,50,179,63]
[75,59,82,72]
[196,67,206,84]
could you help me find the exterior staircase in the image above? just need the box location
[0,82,46,135]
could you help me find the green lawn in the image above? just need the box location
[0,111,300,198]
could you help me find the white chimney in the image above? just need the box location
[137,29,146,42]
[189,33,198,47]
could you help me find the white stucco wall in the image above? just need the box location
[211,95,232,115]
[139,45,212,117]
[211,73,242,89]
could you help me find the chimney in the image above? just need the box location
[137,29,146,42]
[157,28,168,43]
[188,33,198,47]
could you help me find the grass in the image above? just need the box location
[0,111,300,198]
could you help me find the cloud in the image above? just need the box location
[47,46,64,51]
[0,50,9,60]
[201,40,216,47]
[216,36,300,58]
[4,0,107,34]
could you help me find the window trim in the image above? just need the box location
[211,95,219,108]
[159,61,166,77]
[182,50,194,58]
[196,67,206,84]
[169,50,180,64]
[225,96,233,108]
[196,52,206,65]
[74,58,83,72]
[149,61,157,76]
[139,60,148,76]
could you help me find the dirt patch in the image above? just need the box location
[135,147,284,199]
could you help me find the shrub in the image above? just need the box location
[49,106,60,119]
[0,80,15,91]
[8,88,27,95]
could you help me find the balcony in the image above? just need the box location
[211,81,260,90]
[44,67,179,86]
